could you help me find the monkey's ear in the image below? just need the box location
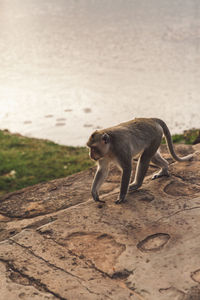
[102,133,110,144]
[91,130,98,139]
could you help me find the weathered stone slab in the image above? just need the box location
[0,144,199,299]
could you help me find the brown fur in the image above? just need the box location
[87,118,195,204]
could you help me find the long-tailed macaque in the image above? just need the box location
[87,118,195,204]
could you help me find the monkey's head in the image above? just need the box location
[87,131,111,161]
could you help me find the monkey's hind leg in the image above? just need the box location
[129,140,162,191]
[129,150,152,192]
[151,150,169,180]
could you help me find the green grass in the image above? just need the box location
[162,129,199,145]
[0,130,94,196]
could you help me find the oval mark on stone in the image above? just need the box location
[191,269,200,283]
[137,233,170,252]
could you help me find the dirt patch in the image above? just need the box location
[63,231,126,274]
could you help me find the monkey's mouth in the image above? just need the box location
[90,154,100,161]
[91,156,99,161]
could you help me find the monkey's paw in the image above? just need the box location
[115,200,122,204]
[92,192,105,203]
[152,171,169,180]
[115,197,126,204]
[96,199,105,203]
[129,183,139,192]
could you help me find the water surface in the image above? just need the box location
[0,0,199,145]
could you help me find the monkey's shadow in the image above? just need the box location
[128,189,155,203]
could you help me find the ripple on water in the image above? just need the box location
[45,115,54,118]
[56,118,66,121]
[55,123,65,127]
[84,124,93,128]
[83,108,92,113]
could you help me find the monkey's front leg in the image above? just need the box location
[91,159,109,203]
[115,165,132,204]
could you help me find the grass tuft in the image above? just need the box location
[0,130,94,196]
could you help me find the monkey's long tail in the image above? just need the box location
[153,118,194,162]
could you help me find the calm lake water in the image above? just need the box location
[0,0,199,146]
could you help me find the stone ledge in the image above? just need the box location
[0,144,199,300]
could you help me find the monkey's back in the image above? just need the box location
[102,118,163,157]
[105,118,161,140]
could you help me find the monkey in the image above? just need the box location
[87,118,195,204]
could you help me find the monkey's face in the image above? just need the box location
[87,131,110,161]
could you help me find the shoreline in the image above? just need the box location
[2,127,200,146]
[0,127,200,148]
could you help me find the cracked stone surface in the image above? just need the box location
[0,144,200,300]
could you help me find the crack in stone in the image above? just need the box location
[67,248,113,279]
[0,217,58,243]
[172,173,200,186]
[172,174,188,182]
[81,284,112,300]
[13,234,131,299]
[47,232,126,279]
[9,237,116,299]
[156,206,200,222]
[0,194,92,220]
[67,247,132,284]
[10,238,83,282]
[30,238,116,300]
[0,258,66,300]
[159,286,185,297]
